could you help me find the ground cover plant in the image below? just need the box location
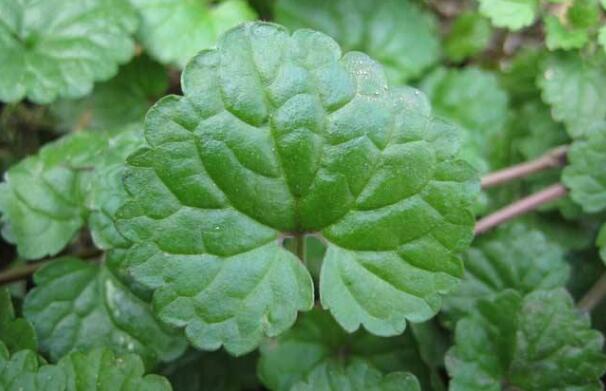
[1,0,606,389]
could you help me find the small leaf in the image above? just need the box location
[51,56,168,132]
[478,0,539,30]
[443,223,569,321]
[275,0,441,84]
[23,257,186,366]
[161,349,259,391]
[538,52,606,138]
[544,15,589,50]
[291,361,420,391]
[446,289,606,390]
[0,346,171,391]
[130,0,257,68]
[0,0,138,104]
[258,308,437,391]
[113,22,477,354]
[562,127,606,213]
[0,288,36,354]
[445,12,492,63]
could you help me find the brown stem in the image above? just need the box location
[481,146,569,189]
[474,183,568,235]
[0,261,49,285]
[578,273,606,312]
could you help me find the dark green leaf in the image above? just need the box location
[0,288,36,354]
[445,12,492,63]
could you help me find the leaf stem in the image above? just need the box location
[578,273,606,312]
[0,261,49,285]
[481,146,569,189]
[295,233,306,264]
[474,183,568,235]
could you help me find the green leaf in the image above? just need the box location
[443,223,569,321]
[291,361,420,391]
[478,0,539,30]
[598,224,606,263]
[446,289,606,390]
[0,346,171,391]
[0,132,108,259]
[0,288,36,354]
[538,52,606,138]
[513,101,569,160]
[499,48,546,104]
[130,0,257,68]
[544,15,589,50]
[258,309,437,391]
[0,0,138,104]
[568,0,600,28]
[420,67,509,172]
[22,257,186,366]
[112,22,478,354]
[562,128,606,213]
[275,0,441,84]
[445,12,492,63]
[0,128,145,259]
[51,56,168,132]
[161,349,259,391]
[598,25,606,52]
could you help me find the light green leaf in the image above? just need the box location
[258,309,437,391]
[0,0,138,104]
[22,257,186,366]
[538,52,606,138]
[445,12,492,63]
[420,67,509,172]
[291,361,420,391]
[51,56,168,132]
[275,0,440,84]
[544,15,589,50]
[478,0,538,30]
[0,128,144,259]
[597,224,606,263]
[446,289,606,390]
[0,132,108,259]
[130,0,257,68]
[599,26,606,52]
[0,346,171,391]
[112,22,477,355]
[0,288,36,354]
[443,223,569,321]
[562,127,606,213]
[161,349,259,391]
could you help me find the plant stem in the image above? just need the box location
[295,233,306,264]
[0,261,49,285]
[578,273,606,312]
[481,146,569,189]
[474,183,568,235]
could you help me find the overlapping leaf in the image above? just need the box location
[478,0,538,30]
[275,0,441,84]
[258,309,435,391]
[23,257,186,365]
[0,0,138,104]
[0,128,143,259]
[0,288,36,354]
[443,223,569,321]
[538,52,606,138]
[130,0,257,68]
[446,289,606,390]
[112,22,477,355]
[562,127,606,213]
[51,56,168,132]
[0,343,171,391]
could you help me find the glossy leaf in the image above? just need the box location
[275,0,441,84]
[446,289,606,390]
[23,257,186,365]
[478,0,538,30]
[538,52,606,138]
[0,288,36,354]
[0,0,138,104]
[258,309,436,391]
[443,223,569,321]
[0,344,171,391]
[112,22,477,355]
[562,127,606,213]
[51,56,168,132]
[130,0,257,68]
[291,361,420,391]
